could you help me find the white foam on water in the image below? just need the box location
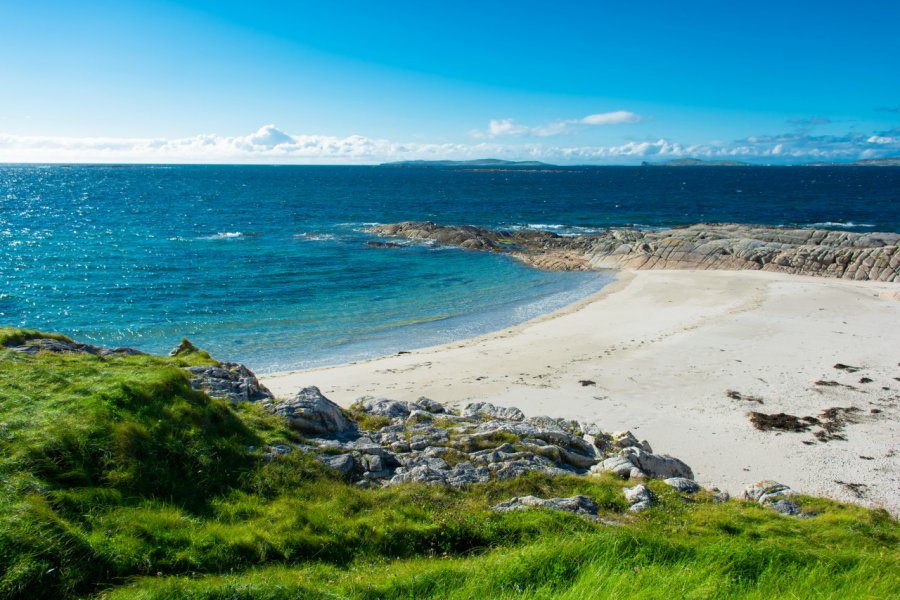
[808,221,875,228]
[293,233,337,242]
[198,231,258,240]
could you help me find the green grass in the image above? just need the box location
[0,327,897,599]
[0,327,72,348]
[450,430,522,453]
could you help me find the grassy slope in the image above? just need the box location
[0,328,897,599]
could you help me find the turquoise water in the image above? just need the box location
[2,165,897,372]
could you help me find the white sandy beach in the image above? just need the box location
[262,269,900,512]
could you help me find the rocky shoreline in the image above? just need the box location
[370,222,900,282]
[174,341,808,518]
[6,334,811,518]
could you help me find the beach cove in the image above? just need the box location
[264,253,900,512]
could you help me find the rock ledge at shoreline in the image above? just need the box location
[370,222,900,281]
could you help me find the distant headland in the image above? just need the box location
[642,157,900,167]
[379,159,555,168]
[380,157,900,168]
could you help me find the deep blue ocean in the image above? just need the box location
[2,165,898,372]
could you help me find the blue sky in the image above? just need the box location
[1,0,898,164]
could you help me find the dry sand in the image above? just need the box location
[262,269,900,512]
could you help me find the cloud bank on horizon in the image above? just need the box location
[1,123,898,165]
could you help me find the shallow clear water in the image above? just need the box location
[1,165,897,372]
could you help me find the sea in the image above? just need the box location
[2,165,898,373]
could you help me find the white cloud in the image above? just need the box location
[487,119,529,137]
[0,123,897,164]
[244,124,296,148]
[581,111,641,126]
[0,125,425,164]
[473,111,642,138]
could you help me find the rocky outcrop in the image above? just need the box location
[6,337,147,357]
[260,386,355,434]
[462,402,525,422]
[589,446,694,481]
[663,477,701,493]
[742,480,795,504]
[370,222,900,282]
[623,484,654,512]
[742,480,802,515]
[187,363,274,404]
[169,338,200,356]
[252,387,699,492]
[492,495,601,520]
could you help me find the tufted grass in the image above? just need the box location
[0,327,897,599]
[0,326,73,348]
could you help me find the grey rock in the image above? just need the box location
[608,431,652,452]
[623,484,654,513]
[742,480,796,504]
[591,449,694,481]
[187,362,274,404]
[742,481,808,516]
[390,441,411,453]
[408,437,431,452]
[580,422,606,437]
[386,460,491,487]
[462,402,525,421]
[343,438,396,457]
[523,441,598,469]
[356,397,423,420]
[8,337,147,357]
[492,495,600,520]
[621,448,694,480]
[590,456,645,480]
[489,458,570,480]
[262,386,354,434]
[582,432,612,455]
[664,477,701,493]
[360,453,387,473]
[320,453,357,476]
[405,409,434,424]
[469,443,522,464]
[362,469,392,481]
[417,397,447,413]
[770,499,802,516]
[248,373,698,492]
[476,420,593,454]
[527,416,581,434]
[387,464,451,486]
[446,462,491,486]
[406,426,449,448]
[263,444,293,461]
[611,431,640,449]
[711,488,731,503]
[401,455,450,470]
[7,345,39,355]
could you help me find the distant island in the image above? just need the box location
[804,157,900,167]
[380,159,555,168]
[641,158,752,167]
